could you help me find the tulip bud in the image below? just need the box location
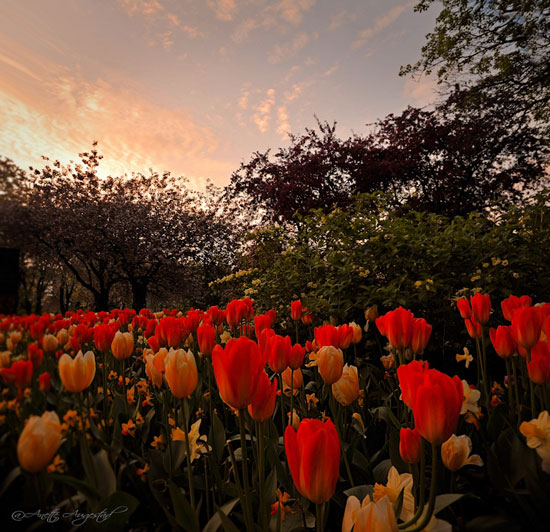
[399,427,421,464]
[111,331,134,360]
[248,372,277,422]
[291,300,303,321]
[365,305,378,322]
[288,343,305,370]
[42,334,58,353]
[39,372,51,392]
[56,328,69,348]
[332,364,359,406]
[470,293,491,325]
[164,348,198,399]
[288,409,300,430]
[317,345,344,385]
[441,434,483,472]
[349,322,362,344]
[17,411,61,473]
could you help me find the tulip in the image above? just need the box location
[317,345,344,385]
[301,310,314,325]
[258,328,275,355]
[410,318,432,356]
[456,298,472,319]
[42,334,59,353]
[248,372,277,422]
[349,322,362,344]
[145,354,163,388]
[501,294,532,321]
[398,361,463,445]
[364,305,379,322]
[1,360,33,398]
[254,314,272,341]
[282,367,303,395]
[17,411,61,473]
[56,328,69,348]
[58,350,96,393]
[376,307,415,351]
[212,337,265,410]
[342,495,398,532]
[266,334,292,374]
[291,300,303,321]
[164,348,198,399]
[332,364,359,406]
[111,331,134,360]
[489,326,517,359]
[93,323,117,352]
[314,325,340,349]
[441,434,483,472]
[470,293,491,325]
[288,343,305,370]
[465,318,482,339]
[226,299,249,329]
[284,419,340,504]
[28,343,44,369]
[527,341,550,384]
[39,372,51,392]
[156,317,182,348]
[197,323,216,356]
[338,325,354,350]
[511,306,544,351]
[399,427,421,464]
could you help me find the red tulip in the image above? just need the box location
[456,298,472,319]
[527,342,550,384]
[147,335,160,352]
[39,372,51,392]
[465,318,482,339]
[206,305,225,326]
[376,307,415,351]
[28,344,44,369]
[410,318,432,356]
[248,372,277,422]
[94,323,117,352]
[399,427,421,464]
[266,334,292,374]
[156,317,182,348]
[511,306,544,351]
[397,360,429,409]
[314,325,340,349]
[1,360,33,395]
[501,295,532,322]
[212,337,265,410]
[254,314,272,341]
[489,326,517,359]
[288,344,305,370]
[301,310,314,325]
[284,419,340,504]
[470,293,491,325]
[197,324,216,356]
[291,300,303,321]
[398,362,463,445]
[338,325,354,350]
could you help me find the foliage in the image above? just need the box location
[218,191,550,361]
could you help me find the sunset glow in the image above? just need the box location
[0,0,438,188]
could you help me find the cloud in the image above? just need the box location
[323,63,339,77]
[252,88,276,133]
[0,53,42,82]
[276,105,291,138]
[328,9,356,31]
[0,60,234,188]
[118,0,164,16]
[207,0,236,21]
[231,18,261,43]
[352,1,414,49]
[238,89,250,110]
[274,0,316,26]
[402,76,438,107]
[268,32,310,64]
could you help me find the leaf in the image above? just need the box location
[434,493,465,515]
[217,508,241,532]
[48,473,101,502]
[343,484,374,500]
[92,490,140,531]
[202,499,240,532]
[211,412,226,462]
[373,459,393,484]
[263,468,277,503]
[169,480,199,532]
[163,441,187,474]
[0,466,21,498]
[393,486,404,520]
[92,449,116,498]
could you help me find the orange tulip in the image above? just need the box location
[145,353,163,387]
[58,350,96,393]
[284,418,340,504]
[42,334,58,353]
[17,411,61,473]
[282,367,303,395]
[248,372,277,422]
[317,345,344,385]
[111,331,134,360]
[164,348,198,398]
[212,336,265,410]
[332,364,359,406]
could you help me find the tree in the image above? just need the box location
[401,1,550,127]
[225,88,548,223]
[6,145,237,311]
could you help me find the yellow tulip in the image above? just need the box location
[164,348,198,399]
[58,350,96,393]
[441,434,483,472]
[317,345,344,385]
[332,364,359,406]
[111,331,134,360]
[42,334,59,353]
[17,411,61,472]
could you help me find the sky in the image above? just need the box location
[0,0,440,190]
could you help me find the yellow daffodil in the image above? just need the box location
[171,419,210,462]
[456,347,473,368]
[342,494,398,532]
[373,466,415,522]
[460,380,481,415]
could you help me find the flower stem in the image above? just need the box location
[316,502,325,532]
[239,410,253,532]
[181,398,195,510]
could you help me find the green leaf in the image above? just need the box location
[211,412,226,462]
[343,484,374,500]
[48,473,101,502]
[91,490,140,531]
[202,499,240,532]
[0,466,21,498]
[217,508,241,532]
[373,459,393,484]
[434,493,465,515]
[169,480,200,532]
[393,486,404,520]
[92,449,116,498]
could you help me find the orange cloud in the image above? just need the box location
[402,76,438,107]
[118,0,164,16]
[208,0,236,21]
[253,88,276,133]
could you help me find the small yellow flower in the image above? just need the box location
[127,385,135,405]
[271,489,295,521]
[122,419,136,437]
[471,275,481,282]
[151,434,166,449]
[136,463,149,482]
[306,393,319,410]
[482,263,489,268]
[456,347,473,369]
[501,260,508,266]
[136,380,148,395]
[108,370,118,381]
[135,412,144,426]
[513,272,519,278]
[47,454,66,474]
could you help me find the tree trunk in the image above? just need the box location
[94,289,110,311]
[131,280,148,311]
